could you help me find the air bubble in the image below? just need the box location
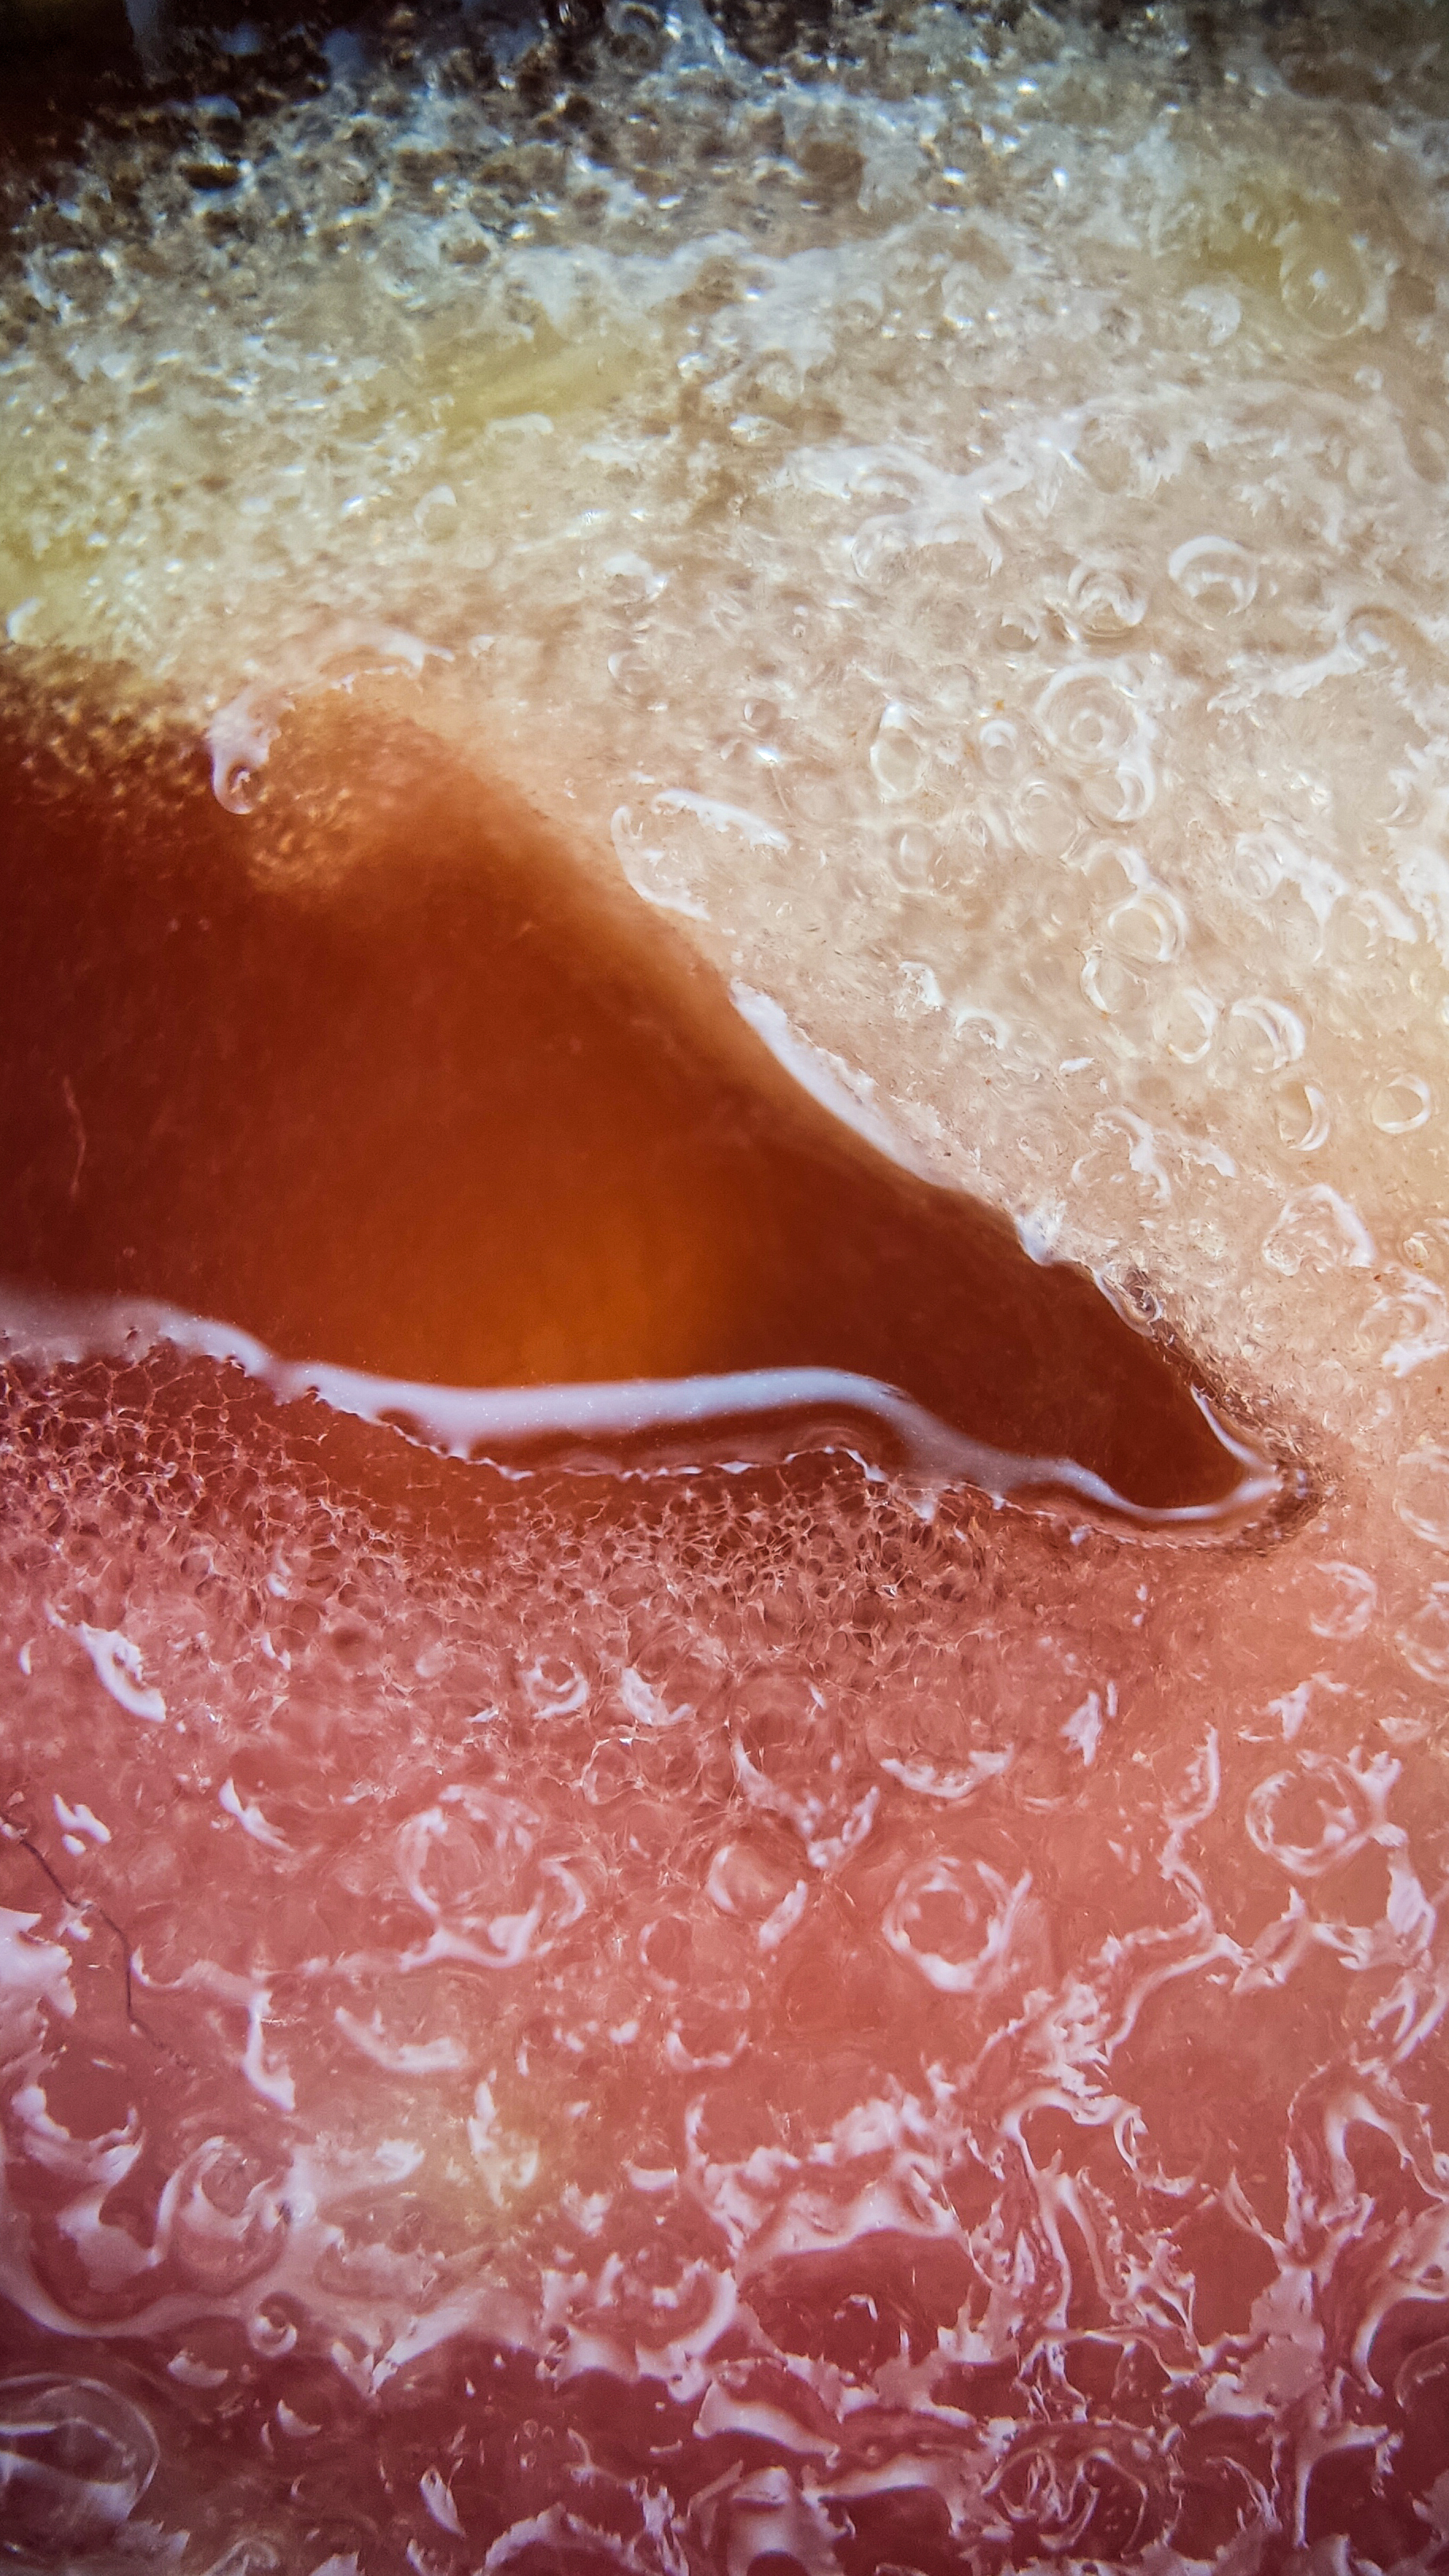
[1167,536,1258,620]
[1395,1447,1449,1551]
[1244,1753,1386,1879]
[978,716,1018,777]
[988,2424,1162,2561]
[1079,837,1149,903]
[869,704,925,800]
[1397,1587,1449,1687]
[1083,755,1155,826]
[1274,1081,1331,1153]
[882,1852,1031,1994]
[602,552,668,607]
[1066,558,1146,639]
[706,1834,806,1935]
[607,650,655,701]
[1081,946,1149,1024]
[1344,604,1433,678]
[1104,888,1186,967]
[0,2377,159,2556]
[1155,985,1218,1065]
[398,1800,534,1931]
[851,521,913,588]
[1012,773,1078,860]
[889,825,940,890]
[1036,666,1139,768]
[1370,1073,1432,1135]
[167,2138,287,2292]
[1278,221,1369,340]
[1305,1561,1377,1642]
[995,608,1043,658]
[609,807,708,919]
[1263,1186,1374,1276]
[1359,1268,1449,1378]
[246,2306,298,2361]
[1077,416,1165,499]
[1228,998,1307,1076]
[523,1652,590,1718]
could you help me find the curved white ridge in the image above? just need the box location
[0,1281,1276,1529]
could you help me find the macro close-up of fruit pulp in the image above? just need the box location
[3,0,1449,2569]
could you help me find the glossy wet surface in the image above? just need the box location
[0,674,1247,1515]
[0,1303,1443,2573]
[3,3,1449,2570]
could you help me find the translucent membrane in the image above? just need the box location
[3,2,1449,2570]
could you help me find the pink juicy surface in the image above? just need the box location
[2,1349,1448,2574]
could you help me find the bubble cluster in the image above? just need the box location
[4,0,1449,2567]
[0,1312,1443,2569]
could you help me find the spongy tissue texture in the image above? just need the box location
[5,2,1449,2569]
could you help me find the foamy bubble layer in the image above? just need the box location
[0,1283,1283,1529]
[5,0,1449,2566]
[2,1325,1446,2570]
